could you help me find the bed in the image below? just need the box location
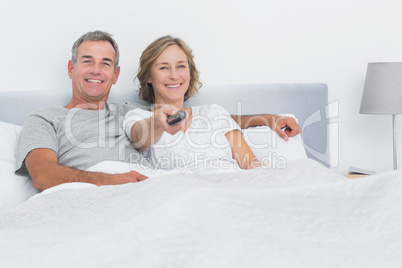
[1,83,401,267]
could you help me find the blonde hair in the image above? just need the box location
[136,35,202,104]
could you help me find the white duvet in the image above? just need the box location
[1,159,401,268]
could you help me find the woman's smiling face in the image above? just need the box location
[148,44,191,107]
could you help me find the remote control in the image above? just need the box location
[167,110,186,125]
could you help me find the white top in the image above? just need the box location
[123,104,241,172]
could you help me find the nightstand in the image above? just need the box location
[347,166,375,179]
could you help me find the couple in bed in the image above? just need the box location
[16,30,300,191]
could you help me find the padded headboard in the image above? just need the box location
[0,83,329,166]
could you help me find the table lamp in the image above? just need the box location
[360,62,402,170]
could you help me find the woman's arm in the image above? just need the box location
[130,115,164,151]
[225,129,262,169]
[231,114,301,141]
[129,107,185,151]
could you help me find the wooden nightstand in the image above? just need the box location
[347,166,375,179]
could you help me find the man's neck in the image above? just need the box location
[64,100,106,110]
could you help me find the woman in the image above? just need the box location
[123,35,261,172]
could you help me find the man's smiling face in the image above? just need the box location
[68,40,120,107]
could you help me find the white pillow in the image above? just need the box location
[242,115,307,167]
[0,121,39,210]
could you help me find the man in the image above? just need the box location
[16,30,300,191]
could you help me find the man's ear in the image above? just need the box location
[112,66,121,85]
[68,60,74,79]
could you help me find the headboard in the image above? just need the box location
[0,83,329,167]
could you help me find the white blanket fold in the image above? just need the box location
[1,159,401,268]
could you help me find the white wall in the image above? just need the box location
[1,0,401,174]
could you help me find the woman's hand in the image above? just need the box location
[131,106,186,151]
[153,105,186,135]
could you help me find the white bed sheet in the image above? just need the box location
[1,158,401,268]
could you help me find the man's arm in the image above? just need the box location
[25,148,147,191]
[231,114,301,141]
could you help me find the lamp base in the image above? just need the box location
[393,114,397,170]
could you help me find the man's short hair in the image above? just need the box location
[71,30,120,70]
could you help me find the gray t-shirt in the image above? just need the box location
[16,102,149,176]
